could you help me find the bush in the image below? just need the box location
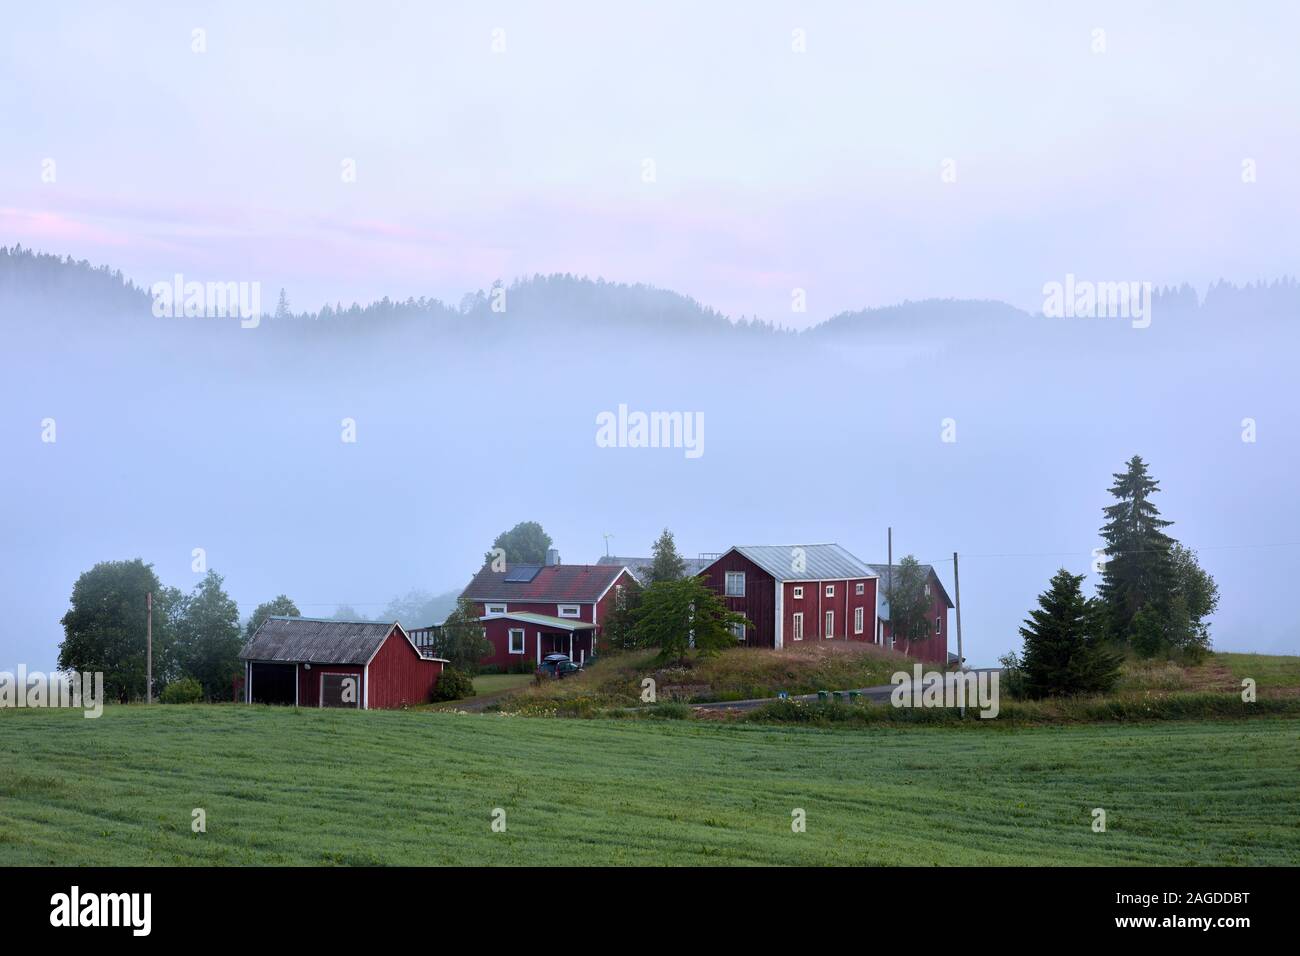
[160,678,204,704]
[431,668,475,702]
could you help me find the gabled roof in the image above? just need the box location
[462,563,631,604]
[480,611,597,631]
[867,564,955,608]
[596,554,713,585]
[239,616,410,665]
[703,544,875,582]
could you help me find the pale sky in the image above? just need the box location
[3,0,1298,323]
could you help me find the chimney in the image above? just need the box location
[545,548,560,567]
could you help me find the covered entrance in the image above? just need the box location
[248,661,296,705]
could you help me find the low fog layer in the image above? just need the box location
[2,251,1297,669]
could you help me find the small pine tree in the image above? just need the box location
[1019,569,1122,698]
[648,527,686,583]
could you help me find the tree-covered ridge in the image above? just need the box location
[9,243,1295,334]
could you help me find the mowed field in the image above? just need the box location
[1,706,1297,866]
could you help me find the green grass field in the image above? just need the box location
[2,705,1297,866]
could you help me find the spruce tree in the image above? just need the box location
[648,527,686,583]
[1019,569,1122,698]
[1097,455,1175,642]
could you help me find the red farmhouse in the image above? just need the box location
[868,563,954,664]
[459,550,636,668]
[698,544,880,651]
[240,616,447,709]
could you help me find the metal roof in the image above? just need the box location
[710,543,875,582]
[867,563,955,608]
[479,611,597,631]
[239,616,401,665]
[596,554,713,585]
[462,563,629,603]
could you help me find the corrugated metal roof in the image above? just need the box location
[239,616,399,665]
[480,611,597,631]
[462,563,629,603]
[596,555,712,585]
[719,544,875,582]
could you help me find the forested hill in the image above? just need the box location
[5,243,1295,341]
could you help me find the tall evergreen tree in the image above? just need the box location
[1097,455,1175,642]
[1019,569,1122,698]
[648,527,686,582]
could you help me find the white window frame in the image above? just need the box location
[855,606,864,634]
[792,586,803,599]
[508,628,526,654]
[925,583,931,598]
[792,612,804,641]
[855,582,865,595]
[558,604,581,618]
[825,610,834,638]
[824,584,835,598]
[935,615,942,634]
[730,622,746,642]
[725,571,746,597]
[486,603,507,616]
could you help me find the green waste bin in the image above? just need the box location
[817,690,829,702]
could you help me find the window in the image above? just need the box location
[508,628,525,654]
[925,583,931,598]
[558,604,581,618]
[725,571,746,597]
[321,673,360,709]
[935,616,942,634]
[792,612,804,641]
[825,584,835,598]
[825,610,834,638]
[486,603,506,616]
[854,607,864,634]
[792,586,803,599]
[730,622,746,642]
[855,582,865,595]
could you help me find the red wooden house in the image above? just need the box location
[868,563,954,664]
[239,617,447,709]
[458,551,637,668]
[698,544,880,650]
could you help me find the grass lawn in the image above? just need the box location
[469,673,534,696]
[2,705,1297,866]
[1217,652,1300,689]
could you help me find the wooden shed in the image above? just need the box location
[239,617,447,709]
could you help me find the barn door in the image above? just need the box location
[320,673,361,708]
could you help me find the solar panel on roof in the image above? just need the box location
[503,565,542,582]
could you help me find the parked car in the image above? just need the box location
[538,653,583,678]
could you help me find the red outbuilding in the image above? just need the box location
[239,616,447,709]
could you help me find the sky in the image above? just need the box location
[3,0,1298,325]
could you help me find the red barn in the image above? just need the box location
[698,544,880,650]
[458,551,637,668]
[868,563,955,664]
[239,617,447,709]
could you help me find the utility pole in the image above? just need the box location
[603,533,614,558]
[146,590,153,704]
[886,527,893,649]
[953,552,964,717]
